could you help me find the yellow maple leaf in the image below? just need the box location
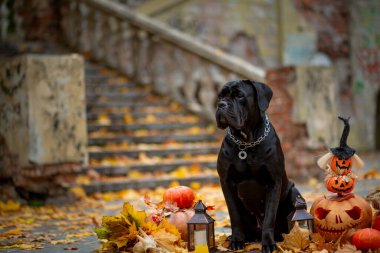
[157,219,181,239]
[75,175,91,184]
[169,181,180,188]
[189,127,201,135]
[129,170,144,179]
[121,202,147,228]
[124,114,134,124]
[170,166,188,178]
[145,114,156,123]
[97,114,110,125]
[190,182,201,190]
[282,222,310,251]
[0,200,21,212]
[153,228,180,252]
[68,186,87,199]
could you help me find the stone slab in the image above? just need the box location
[0,54,87,168]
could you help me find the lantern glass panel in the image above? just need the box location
[194,224,208,246]
[298,220,308,229]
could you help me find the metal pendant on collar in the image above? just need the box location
[238,150,247,159]
[227,115,271,160]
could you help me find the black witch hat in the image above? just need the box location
[330,116,356,159]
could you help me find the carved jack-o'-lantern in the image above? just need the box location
[325,176,355,194]
[330,156,352,176]
[310,193,372,241]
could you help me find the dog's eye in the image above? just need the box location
[235,92,244,99]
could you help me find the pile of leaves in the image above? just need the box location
[217,222,379,253]
[94,202,186,252]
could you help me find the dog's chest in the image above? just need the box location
[226,150,267,181]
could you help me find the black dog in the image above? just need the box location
[216,80,302,253]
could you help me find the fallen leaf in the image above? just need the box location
[97,114,111,125]
[244,243,261,251]
[0,243,44,250]
[335,244,361,253]
[0,228,23,238]
[363,168,379,179]
[0,200,21,212]
[69,186,87,199]
[66,232,94,238]
[64,246,79,250]
[311,249,328,253]
[282,222,310,251]
[50,239,75,245]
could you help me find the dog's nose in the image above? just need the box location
[218,101,228,109]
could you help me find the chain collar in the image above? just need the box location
[227,115,271,153]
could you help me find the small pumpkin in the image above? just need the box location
[163,186,195,209]
[330,156,352,175]
[310,193,372,242]
[325,176,355,194]
[166,209,195,241]
[351,228,380,251]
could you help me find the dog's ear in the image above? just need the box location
[246,80,273,112]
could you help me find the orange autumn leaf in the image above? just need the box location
[0,228,23,238]
[282,222,310,251]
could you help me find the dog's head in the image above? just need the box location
[215,80,272,131]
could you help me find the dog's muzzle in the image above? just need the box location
[216,101,229,129]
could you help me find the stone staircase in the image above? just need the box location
[76,61,222,194]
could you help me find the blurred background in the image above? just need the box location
[1,0,379,202]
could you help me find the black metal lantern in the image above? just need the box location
[287,195,314,237]
[187,200,216,252]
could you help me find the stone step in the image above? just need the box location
[85,82,135,89]
[86,111,188,121]
[88,134,219,145]
[85,64,105,74]
[89,146,220,159]
[85,76,112,84]
[87,121,210,132]
[75,175,220,194]
[86,100,170,109]
[86,91,149,100]
[79,160,216,175]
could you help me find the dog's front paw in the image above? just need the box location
[227,232,245,250]
[262,244,278,253]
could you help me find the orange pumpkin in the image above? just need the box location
[310,193,372,242]
[325,176,355,194]
[330,156,352,175]
[351,228,380,251]
[163,186,195,209]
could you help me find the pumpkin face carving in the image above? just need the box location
[325,176,355,194]
[310,194,372,241]
[330,156,352,175]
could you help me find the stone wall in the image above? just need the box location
[266,67,333,180]
[0,54,87,194]
[349,0,380,150]
[138,0,280,68]
[0,0,61,43]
